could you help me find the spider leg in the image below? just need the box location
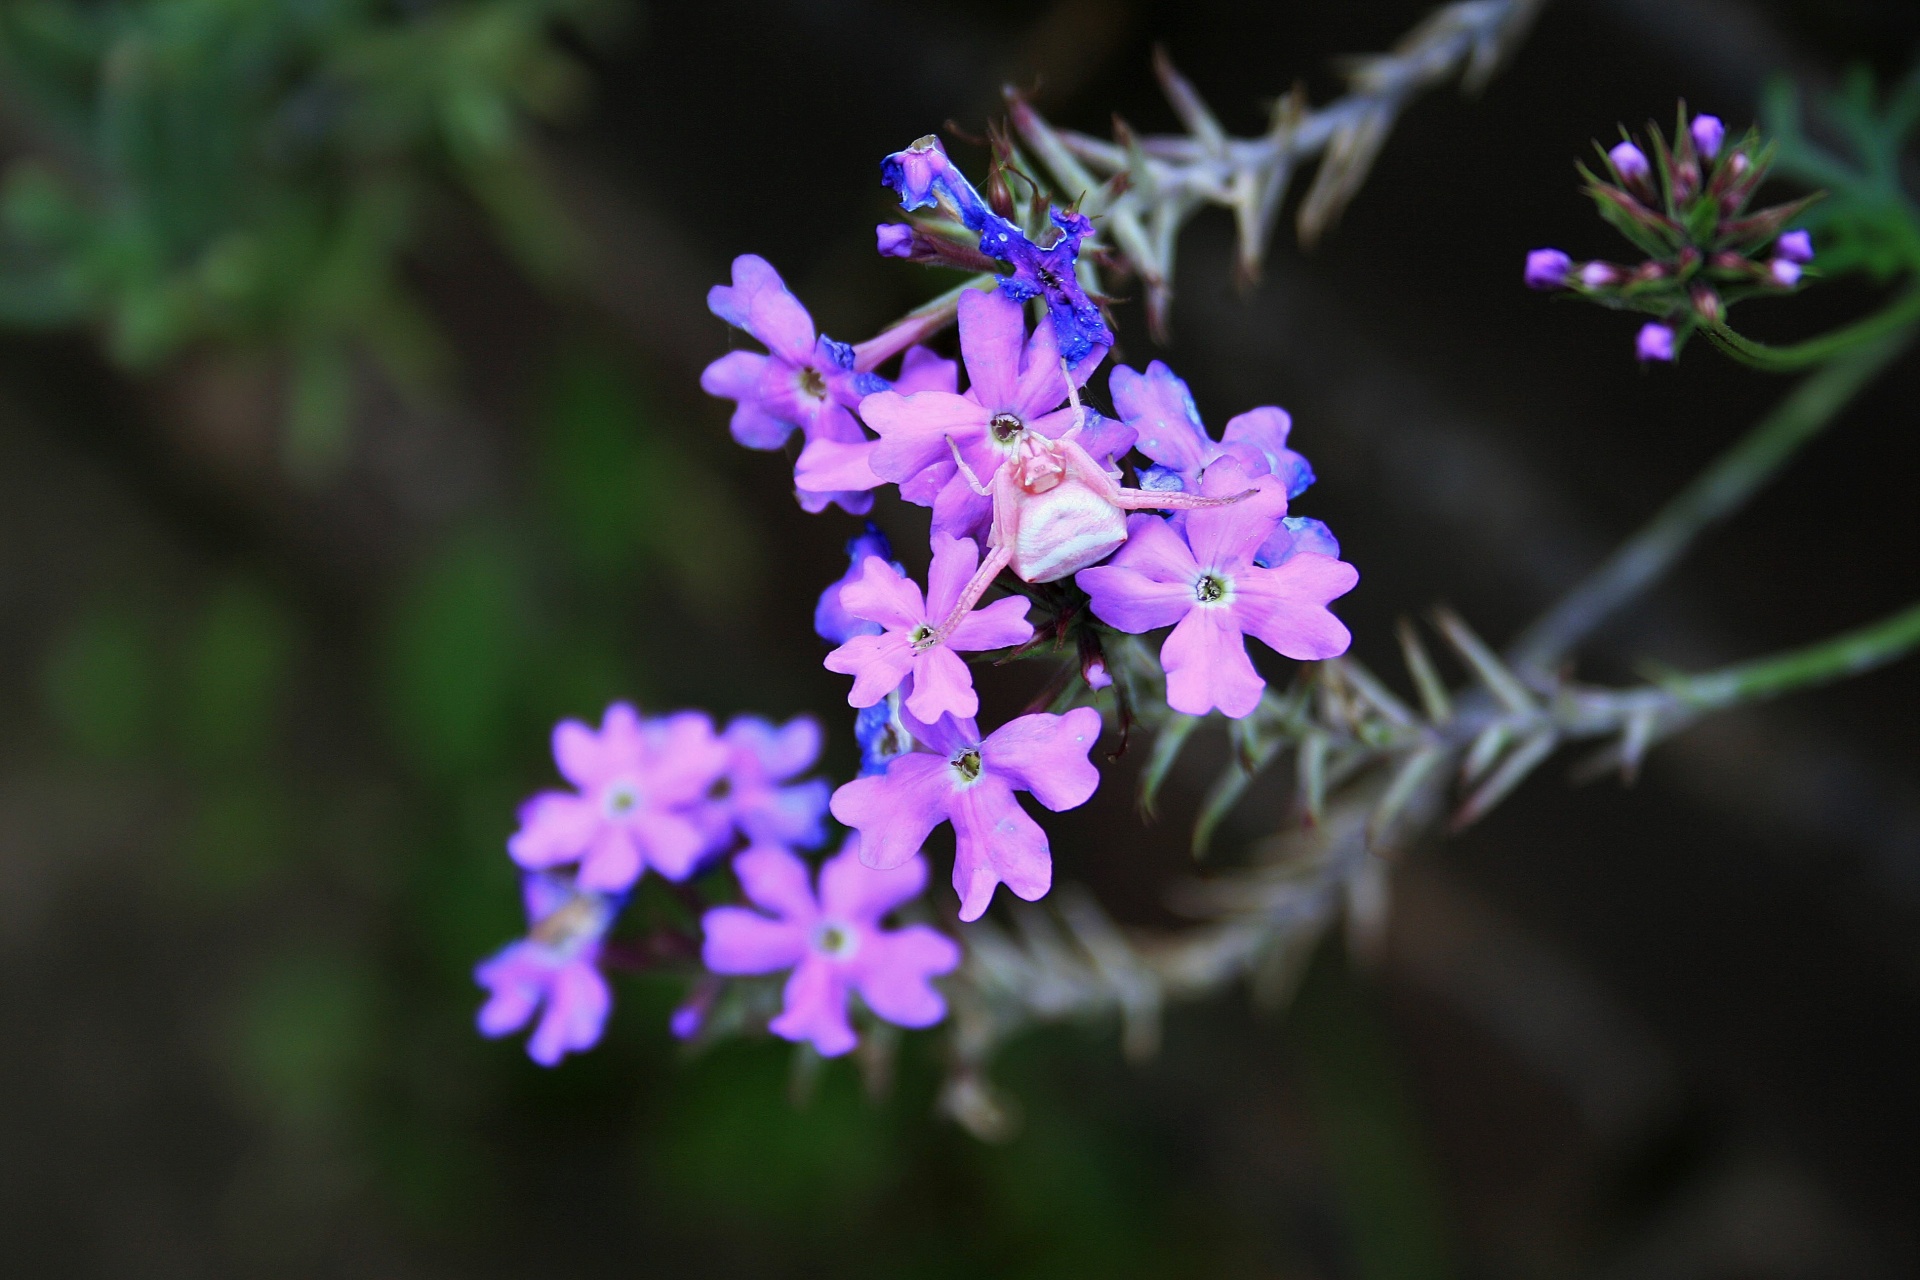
[930,541,1013,644]
[1059,357,1085,440]
[1113,486,1256,511]
[946,435,993,496]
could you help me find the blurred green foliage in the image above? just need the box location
[41,600,159,758]
[0,0,607,471]
[1765,61,1920,282]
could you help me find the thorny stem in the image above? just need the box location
[1507,325,1915,677]
[1704,286,1920,371]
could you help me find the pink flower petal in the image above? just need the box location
[854,926,960,1026]
[831,754,955,870]
[1232,555,1357,660]
[861,389,990,485]
[768,957,858,1056]
[818,841,927,922]
[949,777,1052,922]
[794,437,883,495]
[980,708,1102,811]
[1184,460,1287,572]
[708,254,815,365]
[825,632,916,708]
[507,792,602,867]
[701,905,810,974]
[925,533,979,620]
[1111,360,1211,476]
[945,595,1033,652]
[527,961,610,1066]
[1161,607,1265,718]
[906,644,978,723]
[732,844,818,920]
[838,556,926,630]
[957,289,1026,410]
[627,809,709,881]
[1008,309,1067,421]
[577,824,642,891]
[894,345,959,394]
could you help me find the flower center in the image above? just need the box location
[799,366,827,399]
[1195,573,1229,604]
[813,921,860,960]
[951,748,983,783]
[531,892,609,954]
[909,623,938,650]
[989,412,1024,445]
[603,779,643,819]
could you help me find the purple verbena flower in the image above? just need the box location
[509,703,731,891]
[1636,322,1676,362]
[720,715,830,849]
[1690,114,1725,160]
[1525,248,1573,289]
[858,289,1130,540]
[824,533,1034,722]
[793,344,958,507]
[476,873,616,1066]
[1609,141,1652,188]
[815,522,899,645]
[830,706,1103,921]
[879,135,1112,361]
[1578,261,1619,288]
[700,254,875,515]
[854,690,914,776]
[1256,515,1340,570]
[1109,360,1314,498]
[1077,460,1358,719]
[700,841,961,1056]
[1776,229,1813,263]
[876,223,915,258]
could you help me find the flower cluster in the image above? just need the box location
[704,139,1358,924]
[479,135,1360,1072]
[1524,105,1817,361]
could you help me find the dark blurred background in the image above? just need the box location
[2,0,1919,1275]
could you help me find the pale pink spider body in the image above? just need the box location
[933,370,1250,640]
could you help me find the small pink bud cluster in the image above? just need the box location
[1523,103,1817,363]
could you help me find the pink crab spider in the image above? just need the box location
[931,364,1252,641]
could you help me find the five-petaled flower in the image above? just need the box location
[830,706,1103,921]
[701,841,961,1056]
[1111,360,1314,498]
[476,874,617,1066]
[825,532,1035,722]
[510,702,731,891]
[1078,460,1358,718]
[700,254,876,514]
[856,289,1131,541]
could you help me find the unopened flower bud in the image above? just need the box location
[1690,114,1725,160]
[1578,261,1619,288]
[1728,152,1750,177]
[1524,248,1573,289]
[1770,258,1802,286]
[1690,285,1722,324]
[1776,229,1813,263]
[1635,322,1676,362]
[1610,141,1652,193]
[1082,657,1112,691]
[876,223,914,258]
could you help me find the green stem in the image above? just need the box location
[1705,286,1920,371]
[1508,326,1914,676]
[1669,599,1920,711]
